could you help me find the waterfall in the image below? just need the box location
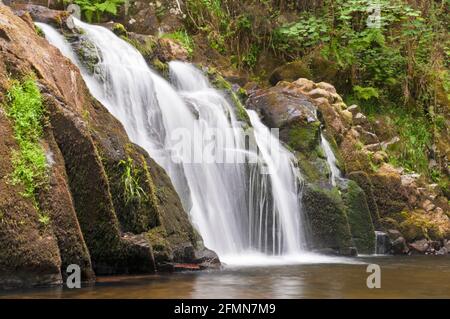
[37,18,308,260]
[321,133,342,186]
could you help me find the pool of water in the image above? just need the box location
[1,255,449,298]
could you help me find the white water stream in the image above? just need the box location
[36,18,354,263]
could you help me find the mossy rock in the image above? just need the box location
[284,120,321,154]
[348,171,381,228]
[206,67,251,126]
[339,180,375,254]
[269,60,312,86]
[147,226,173,265]
[112,23,127,37]
[398,210,446,242]
[302,184,353,254]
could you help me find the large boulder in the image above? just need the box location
[339,180,376,254]
[302,185,355,255]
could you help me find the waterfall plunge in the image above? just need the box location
[37,18,309,261]
[321,134,342,186]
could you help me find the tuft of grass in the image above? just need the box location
[118,157,147,205]
[5,77,48,205]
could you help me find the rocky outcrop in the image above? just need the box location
[246,81,376,254]
[0,4,217,288]
[255,77,449,254]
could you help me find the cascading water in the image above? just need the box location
[321,133,342,186]
[37,18,309,261]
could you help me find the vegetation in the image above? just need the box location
[69,0,124,23]
[4,77,48,206]
[161,30,195,57]
[118,157,147,205]
[179,0,448,184]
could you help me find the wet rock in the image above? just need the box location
[339,180,376,254]
[10,3,68,26]
[387,229,402,241]
[157,37,188,62]
[391,236,409,254]
[408,239,429,254]
[302,184,353,254]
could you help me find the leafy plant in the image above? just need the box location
[71,0,125,23]
[118,157,147,204]
[353,85,379,101]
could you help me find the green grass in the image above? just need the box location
[388,111,431,175]
[5,77,48,205]
[118,157,147,205]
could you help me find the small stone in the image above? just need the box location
[365,143,382,152]
[353,112,367,125]
[307,88,331,100]
[422,199,432,210]
[392,236,408,254]
[316,82,337,94]
[293,78,315,92]
[340,109,353,124]
[387,229,402,240]
[408,239,429,254]
[347,104,361,116]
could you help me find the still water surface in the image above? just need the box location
[2,256,449,298]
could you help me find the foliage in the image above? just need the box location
[5,77,48,204]
[388,111,431,175]
[118,157,147,205]
[70,0,124,23]
[161,30,195,57]
[184,0,278,69]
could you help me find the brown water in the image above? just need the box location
[1,256,449,299]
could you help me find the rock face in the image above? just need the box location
[246,81,376,255]
[246,76,449,255]
[0,4,217,288]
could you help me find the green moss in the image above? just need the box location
[4,77,48,206]
[340,180,375,254]
[121,35,157,60]
[302,184,353,253]
[151,57,169,77]
[35,25,45,38]
[269,60,312,85]
[287,121,320,152]
[399,211,445,242]
[147,226,173,263]
[206,67,251,125]
[112,23,127,37]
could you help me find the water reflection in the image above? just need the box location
[1,256,449,299]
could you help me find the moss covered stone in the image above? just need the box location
[302,184,354,254]
[269,60,312,85]
[340,180,375,254]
